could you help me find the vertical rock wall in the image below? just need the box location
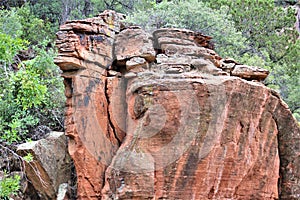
[55,10,300,199]
[55,11,126,198]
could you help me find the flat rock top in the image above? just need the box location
[55,10,269,82]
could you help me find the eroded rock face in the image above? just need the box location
[55,10,300,199]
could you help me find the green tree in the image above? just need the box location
[202,0,300,120]
[126,0,248,58]
[0,5,65,143]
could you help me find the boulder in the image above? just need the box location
[17,132,72,200]
[114,27,156,62]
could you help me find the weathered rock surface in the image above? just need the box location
[55,10,125,75]
[55,10,300,199]
[17,132,72,200]
[114,27,156,62]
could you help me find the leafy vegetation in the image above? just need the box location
[0,172,20,199]
[0,5,64,143]
[23,153,33,162]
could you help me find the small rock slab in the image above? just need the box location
[231,65,269,81]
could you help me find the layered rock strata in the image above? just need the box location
[55,10,300,199]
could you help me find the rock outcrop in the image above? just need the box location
[55,10,300,199]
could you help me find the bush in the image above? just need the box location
[0,45,65,143]
[0,172,20,199]
[0,5,65,143]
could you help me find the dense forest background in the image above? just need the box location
[0,0,299,142]
[0,0,299,198]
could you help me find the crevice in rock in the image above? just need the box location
[104,78,121,145]
[152,33,162,56]
[69,160,77,200]
[110,59,127,73]
[63,78,73,98]
[272,112,283,198]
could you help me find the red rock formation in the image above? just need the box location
[55,10,300,200]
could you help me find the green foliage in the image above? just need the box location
[23,153,34,162]
[0,33,27,65]
[29,0,62,24]
[0,6,65,143]
[90,0,139,15]
[0,66,47,142]
[203,0,297,61]
[0,45,65,143]
[17,4,55,45]
[0,4,54,45]
[202,0,299,119]
[23,47,65,130]
[0,8,23,38]
[13,67,47,110]
[274,40,300,104]
[0,172,20,199]
[126,0,247,58]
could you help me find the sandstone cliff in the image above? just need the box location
[55,10,300,200]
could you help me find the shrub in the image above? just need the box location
[0,5,65,143]
[0,172,20,199]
